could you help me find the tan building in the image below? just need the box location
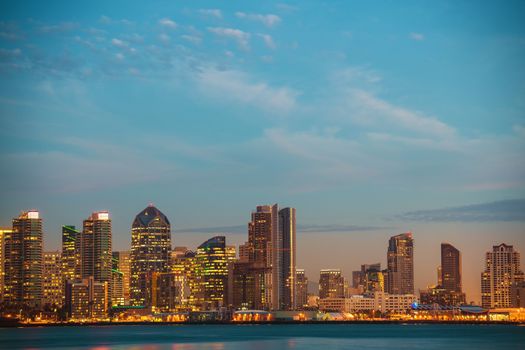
[296,269,308,309]
[481,243,524,308]
[386,233,414,295]
[318,292,417,314]
[66,277,108,320]
[112,251,130,306]
[43,251,62,308]
[319,269,345,299]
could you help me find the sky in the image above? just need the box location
[0,1,524,304]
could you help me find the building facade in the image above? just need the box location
[319,269,345,299]
[61,225,81,285]
[481,243,524,309]
[65,277,108,320]
[386,233,414,295]
[130,205,171,306]
[0,228,11,302]
[3,210,43,308]
[42,251,62,308]
[296,269,308,310]
[441,243,462,293]
[111,251,131,306]
[81,211,112,293]
[318,292,417,314]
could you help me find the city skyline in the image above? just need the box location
[1,204,523,305]
[1,1,524,307]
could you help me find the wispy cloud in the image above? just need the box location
[409,32,425,41]
[159,18,177,29]
[398,199,525,222]
[258,33,276,49]
[39,22,79,33]
[198,9,222,19]
[176,223,387,234]
[194,66,298,114]
[208,27,250,50]
[235,12,281,27]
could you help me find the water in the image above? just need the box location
[0,324,524,350]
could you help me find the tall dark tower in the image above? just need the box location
[81,211,112,287]
[130,205,171,306]
[278,207,296,310]
[4,210,43,308]
[386,232,414,295]
[441,243,462,293]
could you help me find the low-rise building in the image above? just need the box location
[318,292,417,314]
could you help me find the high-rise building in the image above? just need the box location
[248,205,277,308]
[42,251,62,308]
[238,242,250,262]
[229,261,268,310]
[296,269,308,310]
[61,225,81,286]
[171,248,197,309]
[276,207,296,310]
[319,269,345,299]
[112,251,131,306]
[3,210,43,308]
[386,233,414,295]
[481,243,524,309]
[81,211,112,293]
[65,277,108,320]
[151,272,185,312]
[194,236,233,310]
[130,205,171,306]
[441,243,462,293]
[0,228,11,302]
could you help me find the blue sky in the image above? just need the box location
[1,1,524,302]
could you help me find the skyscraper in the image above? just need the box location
[194,236,232,310]
[441,243,462,293]
[0,227,10,303]
[3,210,43,308]
[81,211,112,304]
[61,225,81,286]
[112,251,131,305]
[130,205,171,306]
[42,251,62,308]
[295,269,308,310]
[481,243,524,309]
[386,233,414,295]
[277,207,296,310]
[248,205,277,309]
[319,269,345,299]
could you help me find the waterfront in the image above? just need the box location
[1,324,524,350]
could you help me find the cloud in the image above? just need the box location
[181,34,202,45]
[350,89,456,139]
[235,12,281,27]
[208,27,250,50]
[39,22,79,33]
[99,16,133,25]
[194,66,298,114]
[198,9,222,19]
[258,33,276,49]
[111,38,129,48]
[410,32,425,41]
[398,199,525,222]
[513,124,525,138]
[159,18,177,29]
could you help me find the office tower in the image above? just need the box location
[511,281,525,307]
[3,210,43,308]
[42,251,62,308]
[229,260,267,310]
[81,211,112,288]
[112,251,131,305]
[0,228,10,302]
[194,236,231,310]
[151,272,185,312]
[441,243,462,293]
[239,242,250,262]
[296,269,308,310]
[364,269,384,294]
[171,248,197,309]
[351,271,361,289]
[276,207,296,310]
[481,243,524,308]
[248,205,277,308]
[65,276,108,320]
[386,233,414,294]
[130,205,171,306]
[437,266,442,286]
[61,225,81,287]
[319,269,345,299]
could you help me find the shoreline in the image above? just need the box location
[2,319,524,328]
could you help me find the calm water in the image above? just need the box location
[0,324,524,350]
